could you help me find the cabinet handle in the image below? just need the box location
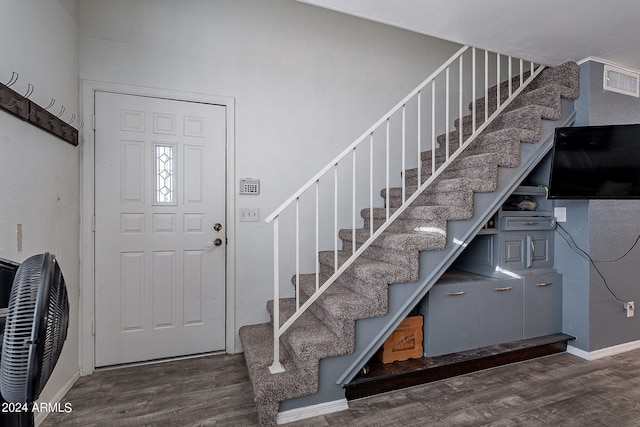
[523,221,539,225]
[447,291,466,296]
[495,286,513,291]
[536,282,552,287]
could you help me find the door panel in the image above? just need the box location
[94,91,226,367]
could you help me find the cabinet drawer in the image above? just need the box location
[501,216,554,231]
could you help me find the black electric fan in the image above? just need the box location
[0,253,69,427]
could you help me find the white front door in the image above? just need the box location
[94,91,226,367]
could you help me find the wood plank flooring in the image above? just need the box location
[42,348,640,426]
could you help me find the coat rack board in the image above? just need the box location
[0,82,78,146]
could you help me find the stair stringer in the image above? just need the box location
[279,98,576,413]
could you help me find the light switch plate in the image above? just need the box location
[239,207,259,222]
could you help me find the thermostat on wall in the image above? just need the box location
[239,178,260,195]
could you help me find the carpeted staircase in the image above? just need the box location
[240,61,579,426]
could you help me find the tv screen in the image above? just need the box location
[548,124,640,199]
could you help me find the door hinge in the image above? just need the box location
[91,319,96,336]
[92,114,97,130]
[91,215,96,232]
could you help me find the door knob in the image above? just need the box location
[213,238,223,246]
[213,223,222,232]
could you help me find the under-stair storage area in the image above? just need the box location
[421,269,562,357]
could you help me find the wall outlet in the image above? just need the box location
[624,301,635,317]
[554,207,567,223]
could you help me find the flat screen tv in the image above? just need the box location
[548,124,640,199]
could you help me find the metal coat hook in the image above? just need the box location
[5,72,18,88]
[78,121,84,130]
[56,105,65,118]
[23,83,34,99]
[69,113,76,125]
[44,99,55,110]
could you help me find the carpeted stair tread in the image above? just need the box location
[239,322,314,425]
[455,105,545,138]
[361,204,474,222]
[339,228,447,252]
[437,104,547,147]
[383,176,476,198]
[527,61,579,98]
[418,126,524,171]
[295,273,385,320]
[457,104,547,134]
[472,83,564,121]
[267,298,348,365]
[406,151,518,183]
[318,250,414,285]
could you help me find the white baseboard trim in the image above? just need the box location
[567,339,640,361]
[34,370,81,426]
[277,399,349,425]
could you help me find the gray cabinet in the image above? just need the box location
[499,231,553,271]
[478,279,523,347]
[423,280,479,356]
[423,272,562,357]
[423,186,563,357]
[523,273,562,339]
[423,273,524,357]
[454,186,555,276]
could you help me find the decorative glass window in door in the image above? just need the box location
[154,143,177,205]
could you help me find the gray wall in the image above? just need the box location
[555,61,640,352]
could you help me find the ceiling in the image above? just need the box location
[299,0,640,71]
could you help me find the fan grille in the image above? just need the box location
[0,253,69,404]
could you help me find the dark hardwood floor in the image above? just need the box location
[43,347,640,426]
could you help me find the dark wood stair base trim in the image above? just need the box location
[345,333,575,401]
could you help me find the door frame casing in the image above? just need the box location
[80,80,236,375]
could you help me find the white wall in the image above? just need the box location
[79,0,461,350]
[0,0,80,419]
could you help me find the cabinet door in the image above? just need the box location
[499,233,526,271]
[527,233,554,270]
[523,273,562,339]
[499,232,554,271]
[478,279,523,347]
[425,283,478,357]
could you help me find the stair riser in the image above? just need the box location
[458,110,543,134]
[386,189,473,209]
[438,110,543,146]
[267,300,350,372]
[318,254,416,286]
[266,301,325,375]
[363,217,461,235]
[407,144,519,181]
[294,277,384,342]
[341,240,420,271]
[472,86,562,121]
